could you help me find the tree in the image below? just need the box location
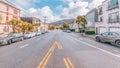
[18,22,34,34]
[7,19,22,33]
[48,25,56,30]
[33,23,41,26]
[76,16,87,32]
[28,23,34,31]
[63,22,69,30]
[32,22,41,31]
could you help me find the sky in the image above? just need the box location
[5,0,105,23]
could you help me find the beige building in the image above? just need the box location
[40,23,49,32]
[0,1,20,34]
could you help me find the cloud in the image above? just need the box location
[6,0,40,8]
[56,5,63,10]
[88,0,105,9]
[28,6,61,23]
[60,1,89,19]
[62,0,82,3]
[5,0,104,23]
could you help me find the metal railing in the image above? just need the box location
[108,18,120,23]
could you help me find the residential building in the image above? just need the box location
[40,23,49,32]
[69,19,81,32]
[85,8,98,31]
[95,0,120,34]
[20,17,41,24]
[0,0,20,34]
[21,17,41,31]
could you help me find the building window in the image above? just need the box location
[99,7,103,15]
[108,12,119,23]
[100,17,103,22]
[14,9,18,14]
[6,6,9,11]
[3,26,9,32]
[108,0,119,10]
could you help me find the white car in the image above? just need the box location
[24,32,36,39]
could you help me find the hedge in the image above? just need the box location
[70,29,75,32]
[85,30,95,35]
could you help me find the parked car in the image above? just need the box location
[24,33,32,39]
[35,32,41,36]
[28,32,36,37]
[66,30,71,33]
[0,33,24,45]
[95,32,120,47]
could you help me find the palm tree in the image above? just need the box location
[76,16,87,32]
[7,19,22,33]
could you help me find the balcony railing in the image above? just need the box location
[108,18,120,23]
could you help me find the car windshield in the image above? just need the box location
[7,34,16,37]
[110,32,119,36]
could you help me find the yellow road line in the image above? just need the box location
[63,58,70,68]
[66,58,74,68]
[37,43,56,68]
[56,41,63,49]
[37,40,63,68]
[42,53,52,68]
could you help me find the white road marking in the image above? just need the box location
[68,36,120,58]
[78,38,83,40]
[20,44,29,48]
[114,50,120,54]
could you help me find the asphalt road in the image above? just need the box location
[0,30,120,68]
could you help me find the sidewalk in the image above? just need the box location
[82,34,95,39]
[72,32,95,39]
[0,33,8,37]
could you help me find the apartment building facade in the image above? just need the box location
[95,0,120,34]
[0,1,20,34]
[85,8,98,31]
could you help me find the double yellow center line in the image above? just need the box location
[37,40,63,68]
[63,58,75,68]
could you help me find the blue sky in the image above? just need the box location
[6,0,104,23]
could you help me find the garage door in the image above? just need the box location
[99,27,106,33]
[109,27,120,33]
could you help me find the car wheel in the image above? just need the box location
[115,40,120,47]
[96,37,101,42]
[7,40,11,45]
[21,37,24,41]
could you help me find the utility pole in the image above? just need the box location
[43,16,47,32]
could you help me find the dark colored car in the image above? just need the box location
[96,32,120,47]
[0,33,24,45]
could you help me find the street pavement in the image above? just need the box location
[0,30,120,68]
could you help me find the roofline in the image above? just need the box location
[0,1,20,10]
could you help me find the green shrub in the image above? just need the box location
[70,29,75,32]
[85,30,95,35]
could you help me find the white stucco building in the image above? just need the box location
[85,8,98,31]
[95,0,120,34]
[0,0,20,34]
[69,19,80,32]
